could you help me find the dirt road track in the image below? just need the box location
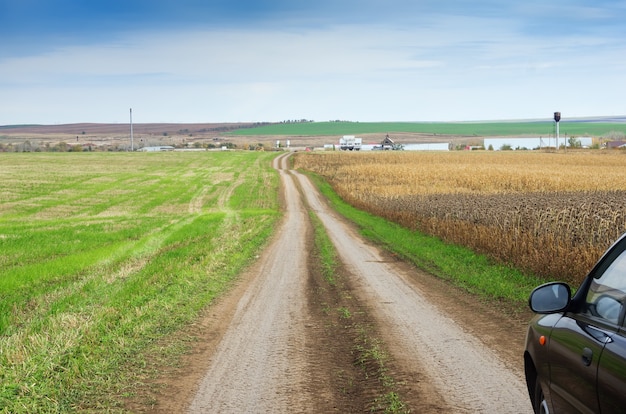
[187,152,533,413]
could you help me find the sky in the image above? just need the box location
[1,0,625,125]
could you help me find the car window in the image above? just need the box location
[584,248,626,325]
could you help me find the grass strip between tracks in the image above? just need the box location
[310,211,410,413]
[306,173,546,308]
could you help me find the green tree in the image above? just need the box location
[568,137,581,148]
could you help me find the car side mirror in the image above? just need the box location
[529,282,571,313]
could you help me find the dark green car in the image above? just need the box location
[525,233,626,413]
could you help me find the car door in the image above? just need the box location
[598,323,626,413]
[548,243,626,413]
[595,247,626,413]
[547,315,605,413]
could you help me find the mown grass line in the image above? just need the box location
[309,211,409,413]
[0,152,281,412]
[306,173,545,306]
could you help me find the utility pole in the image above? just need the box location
[130,108,134,151]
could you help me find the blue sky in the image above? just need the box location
[1,0,625,124]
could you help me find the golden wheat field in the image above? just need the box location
[294,150,626,285]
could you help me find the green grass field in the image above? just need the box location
[229,121,626,137]
[0,151,280,412]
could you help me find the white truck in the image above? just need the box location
[339,135,362,151]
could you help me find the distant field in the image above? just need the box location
[0,151,280,412]
[229,121,626,137]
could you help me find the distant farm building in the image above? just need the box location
[372,134,400,150]
[484,137,593,151]
[339,136,362,151]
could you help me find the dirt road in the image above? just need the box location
[186,152,533,413]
